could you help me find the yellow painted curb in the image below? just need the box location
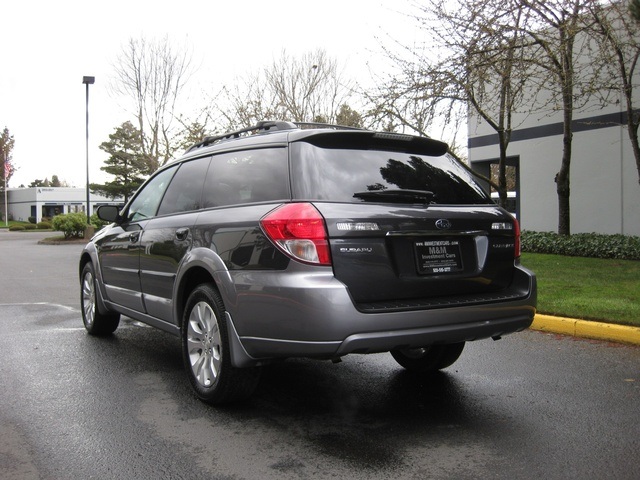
[531,314,640,346]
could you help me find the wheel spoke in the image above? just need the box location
[203,351,219,386]
[83,299,93,322]
[209,319,222,366]
[192,352,211,386]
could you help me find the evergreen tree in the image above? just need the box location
[335,104,363,128]
[90,121,148,203]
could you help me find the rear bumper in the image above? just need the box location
[223,263,536,363]
[240,314,533,360]
[334,312,533,355]
[236,306,534,360]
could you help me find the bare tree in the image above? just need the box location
[217,50,357,130]
[367,0,533,199]
[112,36,193,172]
[518,0,603,235]
[589,0,640,185]
[218,70,285,131]
[266,50,351,122]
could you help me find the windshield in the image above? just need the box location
[291,142,490,205]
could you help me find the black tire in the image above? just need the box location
[182,284,261,405]
[390,342,465,372]
[80,263,120,335]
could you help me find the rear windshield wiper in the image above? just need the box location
[353,189,435,204]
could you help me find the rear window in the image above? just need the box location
[290,142,490,204]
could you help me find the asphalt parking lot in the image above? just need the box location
[1,230,639,480]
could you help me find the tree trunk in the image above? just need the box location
[556,32,575,237]
[497,130,509,207]
[556,112,572,236]
[627,114,640,186]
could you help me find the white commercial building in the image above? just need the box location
[6,187,122,223]
[468,107,640,236]
[468,6,640,236]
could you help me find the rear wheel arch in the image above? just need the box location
[175,247,238,327]
[176,266,216,327]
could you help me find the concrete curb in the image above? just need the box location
[531,314,640,346]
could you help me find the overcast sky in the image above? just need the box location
[1,0,418,188]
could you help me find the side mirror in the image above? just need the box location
[96,205,120,223]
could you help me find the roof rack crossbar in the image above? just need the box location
[187,120,297,152]
[294,122,365,131]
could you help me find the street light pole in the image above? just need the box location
[82,76,95,225]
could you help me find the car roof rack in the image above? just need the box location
[187,120,297,152]
[294,122,365,131]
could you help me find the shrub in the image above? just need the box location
[521,231,640,260]
[90,212,109,230]
[23,223,37,230]
[28,216,36,224]
[51,212,88,239]
[9,225,25,231]
[37,221,52,230]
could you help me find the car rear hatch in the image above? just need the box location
[289,131,526,312]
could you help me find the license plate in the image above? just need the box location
[414,239,463,275]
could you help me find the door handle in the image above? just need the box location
[176,228,189,241]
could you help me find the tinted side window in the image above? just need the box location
[202,148,289,208]
[127,165,178,222]
[157,157,211,216]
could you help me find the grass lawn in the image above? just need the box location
[0,220,31,229]
[521,253,640,327]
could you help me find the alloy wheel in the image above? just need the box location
[186,301,222,387]
[82,270,95,327]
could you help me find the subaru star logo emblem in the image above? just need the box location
[435,219,452,230]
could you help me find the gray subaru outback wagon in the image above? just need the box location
[79,121,536,404]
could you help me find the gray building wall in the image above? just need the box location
[467,5,640,237]
[469,106,640,236]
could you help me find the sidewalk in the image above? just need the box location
[531,314,640,346]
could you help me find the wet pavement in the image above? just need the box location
[1,230,638,479]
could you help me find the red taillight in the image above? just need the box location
[260,203,331,266]
[513,216,521,258]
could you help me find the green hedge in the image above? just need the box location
[51,212,87,239]
[37,221,52,229]
[521,231,640,260]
